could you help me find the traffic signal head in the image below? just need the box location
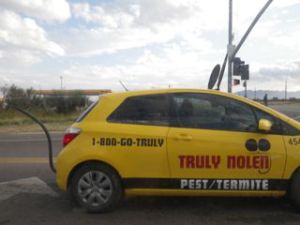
[233,57,243,75]
[233,57,249,80]
[241,64,249,80]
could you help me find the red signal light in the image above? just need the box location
[233,79,240,86]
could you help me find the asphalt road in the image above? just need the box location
[0,133,62,185]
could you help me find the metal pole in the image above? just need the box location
[231,0,273,58]
[216,54,228,90]
[228,0,233,93]
[119,80,129,91]
[60,76,63,90]
[285,79,287,102]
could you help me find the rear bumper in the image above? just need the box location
[55,149,73,191]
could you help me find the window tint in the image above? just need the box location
[107,94,169,126]
[171,93,257,132]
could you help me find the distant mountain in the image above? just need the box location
[236,90,300,100]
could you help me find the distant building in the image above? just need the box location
[32,89,112,96]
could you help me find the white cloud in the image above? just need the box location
[0,10,65,65]
[0,50,42,65]
[68,0,223,57]
[72,3,136,29]
[0,0,71,22]
[70,0,297,58]
[61,46,215,90]
[258,61,300,79]
[273,0,300,8]
[72,0,196,29]
[269,31,300,49]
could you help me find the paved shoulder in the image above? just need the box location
[0,177,58,201]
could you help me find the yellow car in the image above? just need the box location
[56,89,300,212]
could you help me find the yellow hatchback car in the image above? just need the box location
[56,89,300,212]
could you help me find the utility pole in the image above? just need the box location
[244,81,247,98]
[285,79,287,102]
[60,76,63,90]
[227,0,273,93]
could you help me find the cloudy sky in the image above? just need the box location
[0,0,300,92]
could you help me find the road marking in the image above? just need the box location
[0,157,56,164]
[0,177,58,201]
[294,115,300,120]
[6,132,64,135]
[0,138,61,143]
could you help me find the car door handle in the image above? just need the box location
[174,134,193,141]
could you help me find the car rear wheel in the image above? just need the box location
[289,169,300,211]
[70,163,123,213]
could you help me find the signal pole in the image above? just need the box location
[227,0,273,93]
[228,0,233,93]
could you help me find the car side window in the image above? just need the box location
[107,94,169,126]
[171,93,257,132]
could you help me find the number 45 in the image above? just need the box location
[289,138,300,145]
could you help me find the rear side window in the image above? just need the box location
[76,100,98,122]
[107,94,169,126]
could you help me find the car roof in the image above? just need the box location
[106,88,232,98]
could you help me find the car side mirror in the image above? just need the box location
[258,119,272,132]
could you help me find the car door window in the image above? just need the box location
[107,94,169,126]
[171,93,257,132]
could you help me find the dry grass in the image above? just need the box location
[0,121,73,133]
[0,109,80,133]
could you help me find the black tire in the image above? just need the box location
[70,163,123,213]
[289,169,300,211]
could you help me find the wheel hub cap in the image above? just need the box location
[78,171,113,207]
